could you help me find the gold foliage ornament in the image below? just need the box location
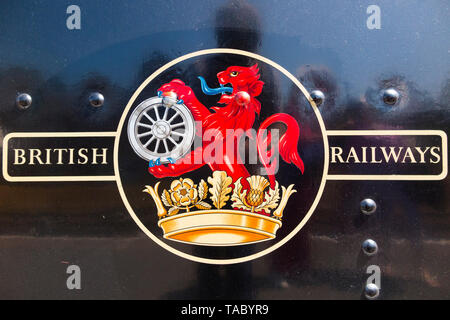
[207,171,233,209]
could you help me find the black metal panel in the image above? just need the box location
[0,0,449,299]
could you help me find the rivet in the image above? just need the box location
[364,283,380,300]
[362,239,378,256]
[360,198,377,215]
[382,88,400,105]
[16,93,32,110]
[89,92,104,108]
[310,90,325,106]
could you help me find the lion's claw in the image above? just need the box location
[148,158,161,168]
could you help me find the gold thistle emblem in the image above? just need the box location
[143,171,297,246]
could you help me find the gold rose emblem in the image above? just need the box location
[151,178,211,216]
[170,178,198,209]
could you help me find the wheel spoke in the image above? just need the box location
[154,105,161,121]
[171,122,185,129]
[171,131,185,137]
[143,136,156,148]
[168,136,178,146]
[143,112,156,124]
[162,106,169,120]
[167,111,180,124]
[137,131,153,138]
[163,139,169,153]
[138,122,153,129]
[154,139,161,152]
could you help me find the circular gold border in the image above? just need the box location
[114,48,329,264]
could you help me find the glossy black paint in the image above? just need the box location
[0,0,449,299]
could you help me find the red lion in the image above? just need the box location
[148,64,304,187]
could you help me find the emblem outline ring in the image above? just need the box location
[114,48,329,265]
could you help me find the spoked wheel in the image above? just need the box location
[127,95,195,163]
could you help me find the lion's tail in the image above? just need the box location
[257,113,304,187]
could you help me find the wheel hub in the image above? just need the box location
[153,121,171,139]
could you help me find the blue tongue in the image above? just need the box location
[198,76,233,95]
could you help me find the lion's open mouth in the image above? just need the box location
[219,83,233,95]
[198,76,233,96]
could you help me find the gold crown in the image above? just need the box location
[143,171,296,246]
